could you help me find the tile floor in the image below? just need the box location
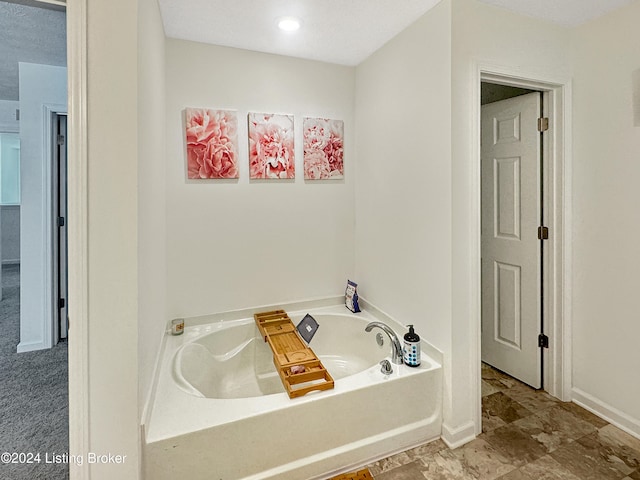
[364,363,640,480]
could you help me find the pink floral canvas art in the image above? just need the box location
[248,113,295,179]
[303,118,344,180]
[185,108,239,179]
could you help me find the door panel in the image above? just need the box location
[481,92,541,389]
[494,156,520,240]
[494,261,521,349]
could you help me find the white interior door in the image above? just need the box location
[52,113,68,342]
[57,115,68,339]
[481,92,542,389]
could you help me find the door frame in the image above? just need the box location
[67,0,90,477]
[471,63,573,434]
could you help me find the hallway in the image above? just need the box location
[0,265,68,480]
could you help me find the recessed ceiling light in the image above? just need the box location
[277,16,301,32]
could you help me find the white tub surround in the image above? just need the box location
[144,300,443,480]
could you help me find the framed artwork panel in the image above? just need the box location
[248,113,295,179]
[303,117,344,180]
[185,108,239,179]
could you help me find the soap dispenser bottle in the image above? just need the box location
[403,325,421,367]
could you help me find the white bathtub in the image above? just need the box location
[144,301,442,480]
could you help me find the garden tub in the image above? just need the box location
[144,302,442,480]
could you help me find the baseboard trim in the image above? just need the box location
[572,387,640,440]
[441,421,476,449]
[17,340,48,353]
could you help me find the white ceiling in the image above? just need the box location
[158,0,636,66]
[158,0,441,66]
[479,0,634,27]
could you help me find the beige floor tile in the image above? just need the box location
[573,426,640,475]
[550,439,630,480]
[482,392,533,425]
[482,423,548,467]
[498,455,583,480]
[557,401,609,428]
[597,424,640,454]
[419,455,477,480]
[501,382,559,412]
[481,365,521,391]
[368,451,413,476]
[373,461,427,480]
[513,404,597,453]
[482,411,507,434]
[368,439,447,475]
[404,439,448,460]
[482,380,500,397]
[419,438,515,480]
[496,469,529,480]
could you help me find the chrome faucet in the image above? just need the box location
[365,321,404,365]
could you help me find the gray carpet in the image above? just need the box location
[0,265,69,480]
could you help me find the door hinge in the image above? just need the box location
[538,226,549,240]
[538,117,549,132]
[57,134,65,145]
[538,334,549,348]
[58,298,66,309]
[58,216,65,227]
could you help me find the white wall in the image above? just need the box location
[449,0,573,440]
[86,0,140,477]
[572,0,640,435]
[77,4,640,479]
[137,0,167,423]
[165,40,356,318]
[0,100,19,132]
[355,0,454,434]
[18,62,67,352]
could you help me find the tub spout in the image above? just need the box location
[365,322,404,365]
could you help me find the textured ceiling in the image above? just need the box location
[479,0,635,27]
[158,0,442,66]
[0,1,66,101]
[158,0,636,66]
[0,0,634,100]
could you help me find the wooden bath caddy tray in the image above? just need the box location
[254,310,334,399]
[329,469,374,480]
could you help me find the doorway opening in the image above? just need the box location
[475,69,572,435]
